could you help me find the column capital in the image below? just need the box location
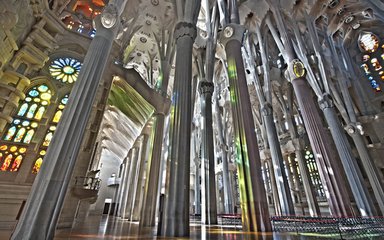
[261,103,273,117]
[345,122,364,136]
[198,81,214,95]
[174,22,197,41]
[286,59,307,82]
[318,94,334,110]
[219,23,245,48]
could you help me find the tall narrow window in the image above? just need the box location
[0,85,52,172]
[304,147,326,200]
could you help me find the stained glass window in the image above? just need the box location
[304,148,325,200]
[32,94,69,174]
[61,0,106,37]
[359,32,383,92]
[0,145,27,172]
[1,84,51,172]
[49,57,82,83]
[359,32,379,53]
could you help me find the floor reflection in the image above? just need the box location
[54,215,381,239]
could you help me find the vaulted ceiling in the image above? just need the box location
[48,0,383,161]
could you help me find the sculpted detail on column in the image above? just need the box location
[174,22,197,41]
[318,94,334,111]
[198,81,214,95]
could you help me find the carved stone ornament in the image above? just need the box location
[101,4,118,29]
[174,22,197,41]
[223,26,234,38]
[289,59,306,79]
[219,24,246,47]
[198,81,214,95]
[318,94,334,110]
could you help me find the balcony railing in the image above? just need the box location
[74,177,101,190]
[271,216,384,238]
[72,177,101,200]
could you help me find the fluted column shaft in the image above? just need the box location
[162,21,198,237]
[266,158,282,216]
[131,135,150,221]
[214,98,234,213]
[319,96,375,216]
[292,139,320,216]
[118,154,131,217]
[346,124,384,215]
[11,7,120,239]
[122,147,139,219]
[140,114,165,226]
[199,81,218,224]
[221,23,271,232]
[194,161,201,214]
[291,77,352,216]
[262,104,295,215]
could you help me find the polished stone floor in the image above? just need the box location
[55,215,384,240]
[54,215,301,240]
[1,215,382,239]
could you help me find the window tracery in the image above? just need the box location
[49,57,82,84]
[359,32,383,92]
[0,84,51,172]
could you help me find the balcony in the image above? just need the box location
[71,176,101,201]
[107,176,121,186]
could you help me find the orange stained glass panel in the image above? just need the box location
[32,158,43,174]
[0,154,13,171]
[10,155,23,172]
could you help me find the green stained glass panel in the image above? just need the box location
[23,129,35,144]
[14,128,26,142]
[17,103,29,116]
[4,126,17,140]
[27,104,38,118]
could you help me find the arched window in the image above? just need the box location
[359,32,383,92]
[0,145,27,172]
[304,148,325,200]
[0,84,52,172]
[49,57,82,84]
[32,94,69,174]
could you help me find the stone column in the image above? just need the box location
[161,5,200,235]
[119,152,133,218]
[199,81,218,224]
[265,7,353,216]
[346,123,384,215]
[221,23,271,232]
[288,153,306,214]
[113,163,124,216]
[140,113,166,226]
[117,154,131,217]
[262,104,295,215]
[329,38,384,215]
[265,158,282,216]
[194,160,201,215]
[292,138,320,216]
[131,134,150,221]
[122,146,139,219]
[11,3,123,239]
[213,96,234,214]
[290,77,352,216]
[280,88,320,216]
[319,95,375,216]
